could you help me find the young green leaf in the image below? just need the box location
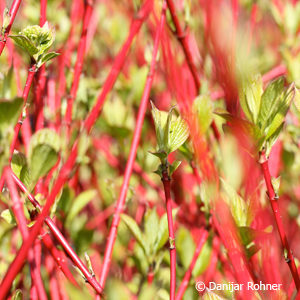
[151,101,189,157]
[154,208,178,252]
[239,75,263,124]
[193,95,213,133]
[65,189,97,226]
[168,114,189,153]
[257,77,285,130]
[28,129,60,184]
[0,98,23,131]
[9,35,39,57]
[264,84,295,140]
[144,209,159,255]
[10,22,57,67]
[121,213,147,253]
[11,152,31,188]
[37,51,60,68]
[1,208,16,225]
[221,178,249,226]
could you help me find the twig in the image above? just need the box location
[10,171,102,294]
[0,0,22,55]
[161,167,176,300]
[259,151,300,290]
[175,229,208,300]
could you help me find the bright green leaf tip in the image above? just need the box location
[150,101,189,159]
[9,22,59,68]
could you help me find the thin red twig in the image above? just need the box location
[175,229,208,300]
[259,151,300,291]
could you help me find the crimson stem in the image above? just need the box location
[9,64,37,162]
[259,151,300,291]
[10,170,102,295]
[175,229,208,300]
[162,167,176,300]
[65,0,93,133]
[0,0,22,55]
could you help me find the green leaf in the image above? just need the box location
[1,209,16,225]
[257,77,285,130]
[28,129,60,184]
[12,289,22,300]
[11,152,31,188]
[220,178,248,226]
[168,114,189,153]
[265,123,284,156]
[177,227,195,269]
[144,209,159,256]
[193,95,213,133]
[192,237,212,276]
[2,65,14,99]
[121,213,146,253]
[10,22,55,60]
[37,51,60,68]
[151,102,189,156]
[151,101,169,152]
[264,84,295,140]
[65,189,97,226]
[9,35,39,56]
[239,75,263,124]
[294,87,300,112]
[0,98,23,131]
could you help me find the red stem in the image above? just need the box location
[98,0,165,290]
[162,169,176,300]
[175,229,208,300]
[165,0,199,90]
[84,0,153,132]
[10,171,101,294]
[40,0,47,26]
[4,168,47,300]
[0,0,22,55]
[9,65,37,162]
[45,254,61,300]
[259,151,300,290]
[65,0,93,131]
[42,232,78,286]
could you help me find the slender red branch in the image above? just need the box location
[84,0,153,132]
[41,232,78,286]
[162,169,176,300]
[99,0,165,290]
[65,0,93,130]
[45,254,61,300]
[259,151,300,290]
[4,168,47,300]
[10,171,102,294]
[175,229,208,300]
[0,0,22,55]
[165,0,199,90]
[9,65,37,162]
